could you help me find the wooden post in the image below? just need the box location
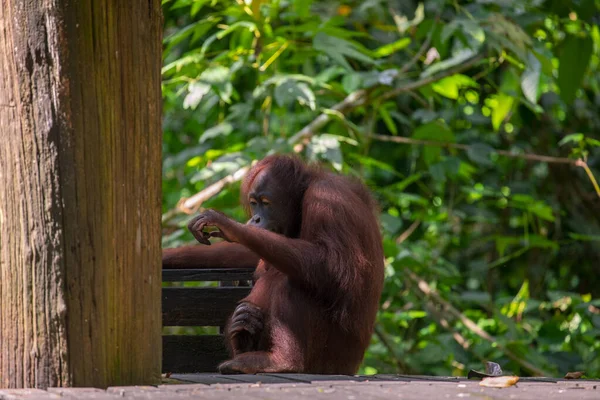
[0,0,163,388]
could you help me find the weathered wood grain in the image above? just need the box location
[0,0,163,388]
[3,376,600,399]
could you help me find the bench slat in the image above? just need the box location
[162,287,250,326]
[162,268,255,282]
[162,335,228,373]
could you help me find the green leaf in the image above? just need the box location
[274,80,316,110]
[313,32,375,70]
[490,93,514,131]
[315,66,346,84]
[372,38,411,58]
[199,122,233,143]
[348,154,402,176]
[494,236,520,257]
[412,121,455,165]
[163,18,216,51]
[429,162,446,182]
[216,21,257,40]
[421,48,477,78]
[586,138,600,147]
[442,19,485,45]
[292,0,313,18]
[431,74,477,99]
[532,48,553,76]
[379,106,398,135]
[441,20,460,44]
[512,194,555,222]
[387,172,423,191]
[568,233,600,242]
[380,213,403,235]
[342,73,362,94]
[559,133,584,146]
[306,134,343,171]
[429,157,461,183]
[558,35,594,104]
[407,310,427,319]
[466,143,495,166]
[161,51,203,75]
[521,51,541,104]
[525,235,559,251]
[460,19,486,44]
[190,0,212,16]
[185,65,233,103]
[485,14,532,61]
[199,66,229,85]
[183,82,211,109]
[529,203,555,222]
[500,68,520,95]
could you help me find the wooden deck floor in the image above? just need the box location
[1,374,598,399]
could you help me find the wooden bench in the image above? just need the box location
[162,267,255,373]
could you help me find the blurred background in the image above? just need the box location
[160,0,600,377]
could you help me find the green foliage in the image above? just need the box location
[162,0,600,377]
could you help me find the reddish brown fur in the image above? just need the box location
[163,155,384,374]
[162,242,259,269]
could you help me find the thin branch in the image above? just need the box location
[405,269,551,377]
[399,32,432,75]
[423,302,479,356]
[576,159,600,198]
[381,53,485,101]
[396,220,421,244]
[287,89,368,147]
[161,166,250,224]
[407,90,431,109]
[404,275,486,365]
[371,134,579,164]
[373,324,412,374]
[371,134,600,199]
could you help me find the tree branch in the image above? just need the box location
[398,27,433,75]
[576,159,600,198]
[381,52,485,101]
[371,134,600,199]
[287,89,368,147]
[396,219,421,244]
[161,166,250,224]
[373,324,413,374]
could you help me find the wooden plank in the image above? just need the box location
[169,373,298,385]
[162,335,229,373]
[162,268,255,282]
[274,384,381,400]
[162,287,250,326]
[3,378,600,399]
[374,374,467,382]
[225,375,303,384]
[168,374,243,385]
[519,377,559,382]
[265,374,372,383]
[106,386,160,397]
[0,389,60,399]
